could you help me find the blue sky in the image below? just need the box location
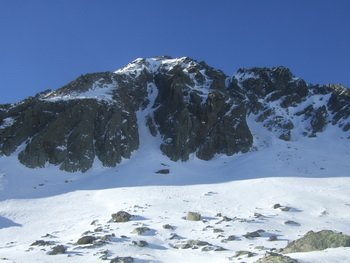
[0,0,349,103]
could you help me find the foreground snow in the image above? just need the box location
[0,119,350,262]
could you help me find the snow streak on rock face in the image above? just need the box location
[0,57,349,172]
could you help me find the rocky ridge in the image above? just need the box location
[0,56,349,172]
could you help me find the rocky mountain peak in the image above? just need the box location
[0,57,349,172]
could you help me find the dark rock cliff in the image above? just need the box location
[0,57,349,172]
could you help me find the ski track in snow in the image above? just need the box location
[1,93,350,262]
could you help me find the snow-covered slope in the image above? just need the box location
[1,56,350,173]
[1,57,350,262]
[1,100,350,262]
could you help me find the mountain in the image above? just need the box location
[0,56,349,173]
[1,57,350,263]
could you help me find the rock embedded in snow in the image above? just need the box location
[233,250,257,258]
[283,230,350,253]
[131,227,151,235]
[77,236,96,245]
[186,212,201,221]
[169,233,182,240]
[174,239,226,251]
[273,204,291,211]
[222,235,236,242]
[174,243,191,249]
[132,240,148,247]
[280,206,292,212]
[284,220,300,226]
[162,224,174,230]
[243,230,265,239]
[201,245,227,251]
[30,240,54,246]
[111,211,132,222]
[269,236,278,241]
[273,203,282,209]
[187,239,211,246]
[110,256,134,263]
[255,252,299,263]
[217,215,232,223]
[47,245,66,255]
[155,169,170,174]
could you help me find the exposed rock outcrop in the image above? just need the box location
[255,252,299,263]
[0,57,349,172]
[283,230,350,253]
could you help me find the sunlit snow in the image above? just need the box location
[1,59,350,262]
[0,103,350,263]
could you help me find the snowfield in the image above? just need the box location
[0,106,350,263]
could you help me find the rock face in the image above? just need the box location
[150,59,252,161]
[0,72,146,172]
[0,56,349,172]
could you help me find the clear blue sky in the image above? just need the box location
[1,0,349,103]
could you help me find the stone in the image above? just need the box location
[255,252,299,263]
[280,206,291,212]
[201,245,226,251]
[226,235,236,241]
[102,234,115,241]
[48,245,66,255]
[279,131,291,141]
[273,204,282,209]
[77,236,96,245]
[30,240,54,246]
[283,230,350,253]
[155,169,170,174]
[111,211,132,222]
[234,250,257,258]
[175,243,192,249]
[187,240,211,246]
[94,227,103,232]
[284,220,300,226]
[273,204,291,211]
[169,233,183,240]
[243,230,265,239]
[269,236,278,241]
[110,256,134,263]
[163,224,173,230]
[186,212,201,221]
[132,240,148,247]
[131,227,151,235]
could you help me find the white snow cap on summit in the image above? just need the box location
[114,56,195,76]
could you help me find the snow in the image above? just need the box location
[1,59,350,262]
[116,57,194,78]
[234,71,259,83]
[0,100,350,263]
[43,79,116,103]
[0,117,15,130]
